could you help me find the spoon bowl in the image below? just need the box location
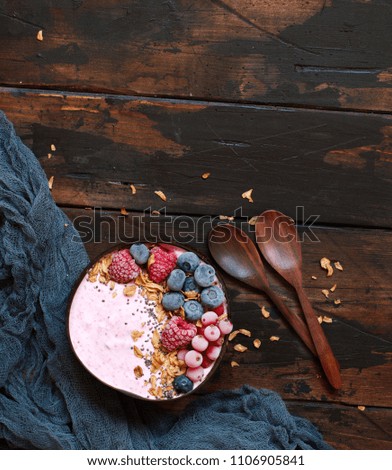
[208,224,316,355]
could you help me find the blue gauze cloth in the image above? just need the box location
[0,110,331,450]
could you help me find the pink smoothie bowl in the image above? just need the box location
[67,242,231,402]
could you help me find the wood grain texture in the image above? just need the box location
[63,208,392,408]
[63,207,392,448]
[1,88,392,228]
[0,0,392,111]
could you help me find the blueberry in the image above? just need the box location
[130,243,150,265]
[162,292,185,311]
[177,252,200,273]
[194,264,215,287]
[173,374,193,394]
[183,276,201,293]
[201,286,225,308]
[184,300,204,321]
[167,269,186,291]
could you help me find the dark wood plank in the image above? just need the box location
[63,208,392,412]
[285,403,392,450]
[2,88,392,228]
[0,0,391,111]
[64,207,392,449]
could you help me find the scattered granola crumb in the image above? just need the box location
[321,289,330,298]
[334,299,341,305]
[36,30,43,41]
[322,316,333,324]
[242,188,254,203]
[48,176,54,190]
[112,292,117,299]
[123,285,137,297]
[134,366,144,378]
[219,215,234,221]
[330,283,337,292]
[201,172,210,179]
[248,216,258,225]
[64,223,69,227]
[238,328,251,337]
[231,361,240,367]
[154,190,167,202]
[311,275,317,280]
[270,336,280,342]
[234,344,248,353]
[47,153,52,159]
[133,346,143,358]
[120,207,129,216]
[130,184,137,194]
[253,339,261,349]
[358,405,366,411]
[320,257,333,277]
[318,316,323,324]
[51,144,56,152]
[131,330,144,342]
[228,330,240,341]
[334,261,344,271]
[151,210,160,215]
[261,306,270,318]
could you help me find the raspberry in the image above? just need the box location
[148,246,177,283]
[108,249,140,284]
[160,316,197,351]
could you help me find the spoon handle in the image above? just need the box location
[296,286,342,389]
[264,287,317,356]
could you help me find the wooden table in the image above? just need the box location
[0,0,391,450]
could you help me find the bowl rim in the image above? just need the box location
[66,240,231,402]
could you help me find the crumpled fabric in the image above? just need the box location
[0,110,331,450]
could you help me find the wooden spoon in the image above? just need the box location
[255,210,342,389]
[208,224,316,356]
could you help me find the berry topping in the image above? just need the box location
[167,269,186,291]
[201,285,225,308]
[206,345,222,361]
[203,324,221,342]
[213,304,225,315]
[162,292,185,311]
[184,300,204,321]
[130,243,150,265]
[177,252,201,273]
[201,356,214,369]
[194,264,216,287]
[201,311,219,326]
[177,349,189,361]
[148,246,177,283]
[183,276,201,293]
[186,366,204,383]
[185,350,203,368]
[212,337,225,347]
[108,249,141,284]
[218,319,233,335]
[160,316,197,351]
[173,375,193,393]
[191,335,209,352]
